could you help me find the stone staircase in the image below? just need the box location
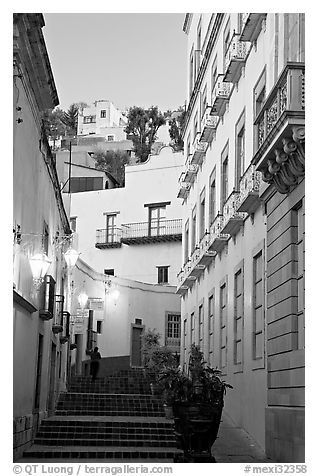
[23,369,182,462]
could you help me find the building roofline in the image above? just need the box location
[183,13,193,34]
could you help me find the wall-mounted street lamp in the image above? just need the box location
[78,291,88,310]
[29,252,52,290]
[64,248,79,268]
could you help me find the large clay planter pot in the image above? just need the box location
[172,401,223,462]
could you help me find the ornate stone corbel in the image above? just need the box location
[274,148,288,164]
[272,173,290,194]
[268,158,280,175]
[279,162,298,186]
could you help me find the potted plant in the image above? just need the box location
[159,344,232,462]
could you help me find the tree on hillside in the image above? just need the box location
[124,106,166,163]
[168,106,187,151]
[42,107,67,146]
[92,149,131,187]
[61,103,80,136]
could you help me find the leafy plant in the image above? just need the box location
[159,344,232,406]
[168,106,186,151]
[124,106,166,163]
[93,149,130,187]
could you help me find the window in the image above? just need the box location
[193,112,198,140]
[211,56,218,95]
[70,217,77,232]
[184,220,189,264]
[106,214,116,243]
[107,135,114,141]
[149,205,166,236]
[190,312,195,345]
[69,177,103,193]
[96,321,103,334]
[209,168,216,225]
[238,13,245,34]
[234,266,244,366]
[208,292,215,365]
[198,304,203,347]
[186,134,191,161]
[253,250,264,360]
[83,115,96,124]
[104,269,114,276]
[135,318,143,325]
[223,19,231,70]
[167,314,181,339]
[42,222,49,255]
[254,68,266,119]
[235,111,246,188]
[158,266,169,284]
[221,156,229,209]
[200,189,206,239]
[294,201,305,349]
[183,318,187,361]
[100,110,107,118]
[201,85,207,119]
[220,280,228,370]
[189,48,194,96]
[191,207,197,253]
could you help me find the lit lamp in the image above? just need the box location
[64,248,79,268]
[29,252,52,289]
[78,291,88,310]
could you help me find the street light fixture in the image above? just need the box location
[64,248,79,268]
[29,252,52,289]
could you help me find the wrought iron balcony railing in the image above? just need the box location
[184,163,199,183]
[240,13,267,43]
[191,133,208,165]
[253,63,305,194]
[221,190,246,236]
[177,182,191,199]
[237,164,262,214]
[96,227,122,248]
[208,214,230,253]
[255,63,305,153]
[200,106,219,143]
[211,75,232,116]
[224,33,251,83]
[121,219,182,245]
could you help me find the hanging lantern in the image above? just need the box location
[78,291,88,310]
[64,248,79,268]
[29,252,51,289]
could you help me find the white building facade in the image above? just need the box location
[178,13,304,462]
[77,99,127,141]
[70,145,184,286]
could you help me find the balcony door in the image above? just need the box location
[106,214,116,243]
[149,206,166,237]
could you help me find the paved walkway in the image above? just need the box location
[213,412,272,463]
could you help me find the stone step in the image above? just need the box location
[55,410,165,417]
[40,419,174,428]
[23,445,182,460]
[34,438,176,447]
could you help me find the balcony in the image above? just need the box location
[95,227,122,249]
[208,214,230,253]
[200,106,219,143]
[121,219,182,245]
[188,247,205,279]
[224,34,251,83]
[191,133,208,166]
[253,62,305,194]
[177,181,191,199]
[197,232,216,267]
[184,164,199,183]
[211,75,232,116]
[221,190,246,236]
[237,164,262,214]
[165,336,181,350]
[240,13,267,43]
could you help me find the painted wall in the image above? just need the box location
[69,259,180,369]
[13,16,71,459]
[180,12,305,459]
[70,146,184,285]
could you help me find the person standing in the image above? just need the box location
[90,347,101,381]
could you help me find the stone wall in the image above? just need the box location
[265,179,305,462]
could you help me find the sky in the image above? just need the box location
[43,13,187,113]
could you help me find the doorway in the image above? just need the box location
[130,323,145,368]
[48,342,57,412]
